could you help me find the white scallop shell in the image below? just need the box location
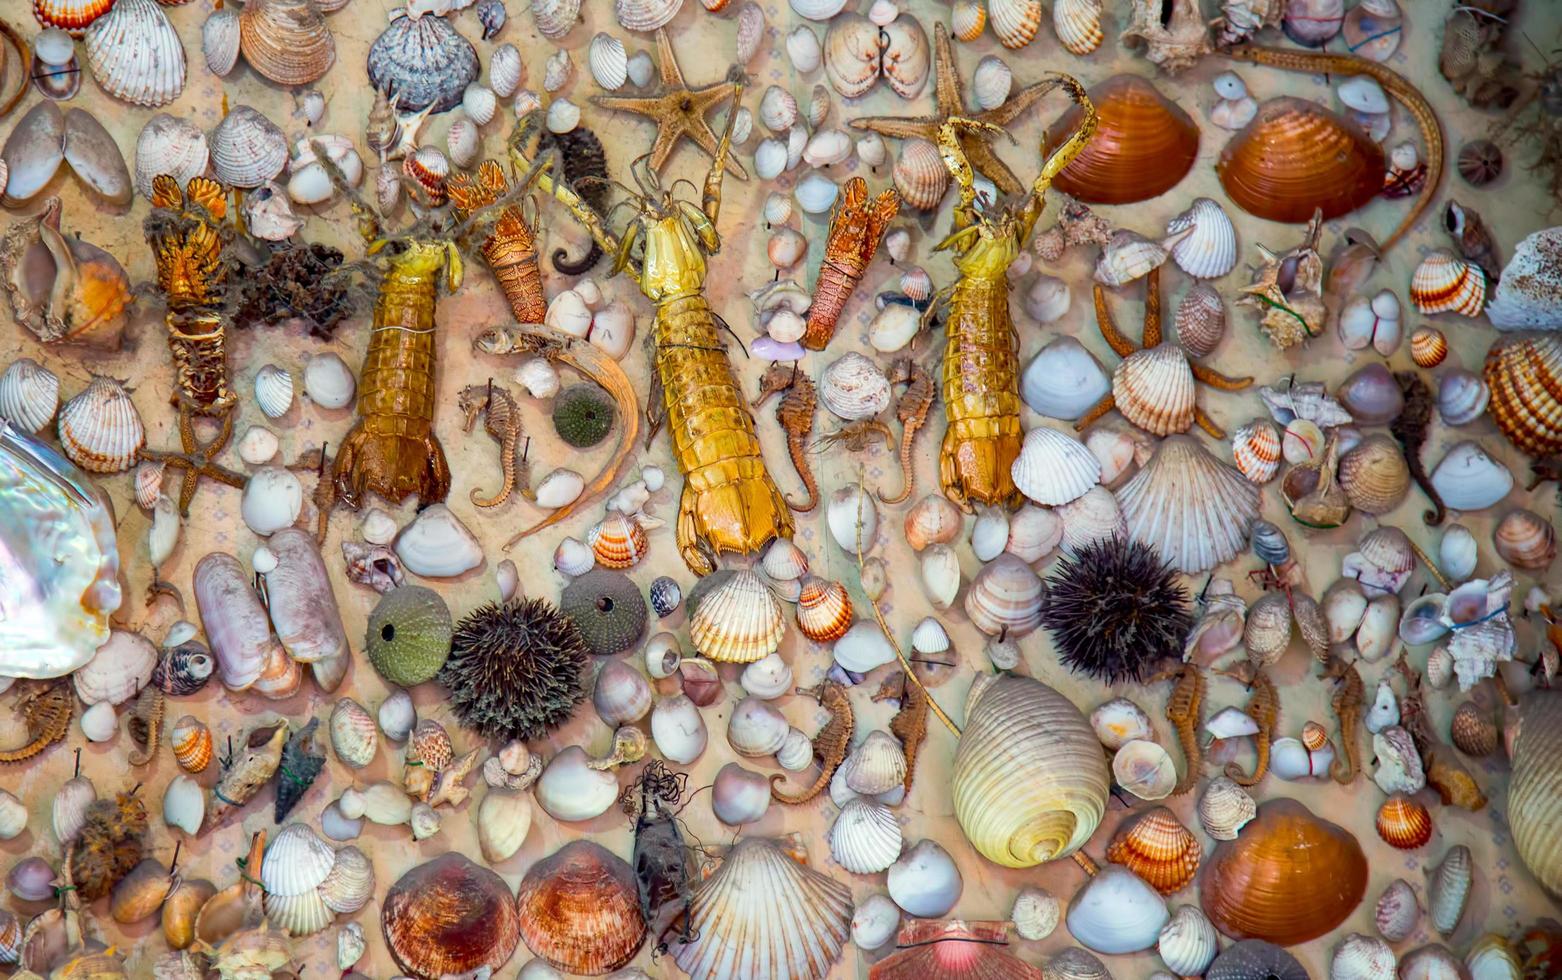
[989,0,1043,48]
[0,358,60,434]
[1058,485,1125,552]
[1166,198,1237,280]
[462,83,497,125]
[490,44,522,98]
[1158,905,1218,976]
[1116,435,1260,574]
[1054,0,1105,55]
[261,822,338,898]
[85,0,186,108]
[830,799,903,874]
[616,0,682,33]
[58,375,145,473]
[532,0,582,39]
[210,106,289,189]
[1011,426,1101,506]
[690,570,785,664]
[820,353,891,420]
[588,33,628,91]
[254,364,294,420]
[134,114,209,201]
[203,9,242,77]
[841,731,908,796]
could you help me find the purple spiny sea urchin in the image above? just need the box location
[437,598,589,742]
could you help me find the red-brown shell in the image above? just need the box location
[1217,98,1386,224]
[1200,797,1368,946]
[515,840,646,975]
[1105,806,1202,896]
[381,853,521,979]
[1043,75,1199,205]
[1376,794,1434,850]
[869,920,1042,979]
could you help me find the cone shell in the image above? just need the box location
[691,570,785,663]
[171,715,212,773]
[238,0,335,86]
[1376,794,1433,850]
[671,837,853,980]
[951,675,1110,868]
[830,799,903,874]
[1106,807,1201,896]
[1232,420,1281,484]
[1116,435,1260,575]
[0,357,60,434]
[1114,345,1196,436]
[1339,433,1410,515]
[57,375,144,473]
[1411,327,1449,368]
[588,513,650,569]
[990,0,1042,48]
[1175,282,1226,357]
[1217,98,1385,223]
[1200,798,1368,946]
[1166,198,1238,280]
[1044,75,1198,205]
[35,0,114,36]
[1011,426,1101,506]
[1198,775,1257,841]
[1411,250,1487,317]
[1450,701,1498,757]
[84,0,186,107]
[1493,508,1555,569]
[383,853,522,978]
[893,138,948,211]
[1054,0,1104,55]
[515,840,645,975]
[796,576,853,643]
[1484,333,1562,456]
[1508,693,1562,897]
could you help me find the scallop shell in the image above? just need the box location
[1376,794,1433,850]
[1485,333,1562,456]
[171,714,212,773]
[1046,75,1198,204]
[587,513,649,569]
[1054,0,1104,55]
[134,114,209,201]
[1106,807,1201,895]
[1217,98,1384,223]
[690,570,785,664]
[964,554,1043,638]
[1411,327,1449,368]
[989,0,1042,48]
[329,698,378,769]
[1113,344,1196,436]
[0,358,60,434]
[587,33,628,91]
[532,0,582,39]
[1095,228,1179,288]
[238,0,335,87]
[489,43,522,98]
[1116,435,1259,574]
[1411,250,1487,317]
[1198,775,1257,840]
[1508,693,1562,900]
[892,138,948,211]
[84,0,186,107]
[367,14,480,115]
[1493,508,1556,569]
[34,0,115,36]
[1166,198,1238,279]
[796,575,853,643]
[209,106,288,189]
[951,0,985,42]
[1331,933,1396,980]
[1231,420,1281,484]
[1173,283,1226,357]
[1338,433,1410,515]
[1011,426,1101,506]
[616,0,681,32]
[58,375,144,473]
[1426,845,1472,935]
[1374,878,1420,942]
[841,730,908,796]
[1158,905,1219,976]
[830,799,903,874]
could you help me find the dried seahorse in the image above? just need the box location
[1390,371,1446,526]
[1148,663,1205,795]
[458,381,532,507]
[771,680,853,804]
[777,372,820,513]
[1219,663,1279,787]
[752,363,800,409]
[126,686,165,767]
[880,358,935,504]
[1323,655,1365,785]
[1222,45,1442,252]
[875,671,929,795]
[0,681,72,763]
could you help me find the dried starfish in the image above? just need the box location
[458,381,532,507]
[1147,663,1205,795]
[1322,655,1364,784]
[126,686,165,767]
[1076,266,1252,440]
[1390,371,1446,526]
[590,29,747,179]
[1219,662,1278,787]
[879,358,935,505]
[776,371,819,513]
[0,681,72,764]
[770,681,853,804]
[874,671,929,795]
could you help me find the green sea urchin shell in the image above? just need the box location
[560,569,647,657]
[438,598,589,742]
[367,585,453,687]
[551,383,615,449]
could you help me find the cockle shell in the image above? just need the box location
[238,0,335,87]
[1011,426,1101,505]
[134,115,209,201]
[489,43,522,98]
[203,9,242,76]
[1493,508,1555,569]
[951,0,985,41]
[1095,228,1183,288]
[616,0,681,31]
[690,570,784,664]
[542,48,572,94]
[1107,808,1201,896]
[1331,933,1396,980]
[1411,250,1487,317]
[329,699,377,768]
[57,375,143,473]
[1054,0,1104,55]
[1508,693,1562,900]
[1113,343,1195,435]
[989,0,1042,48]
[972,56,1012,111]
[171,715,212,773]
[1426,845,1472,935]
[893,138,948,210]
[1058,485,1125,552]
[1231,419,1282,484]
[531,0,581,38]
[1339,433,1410,515]
[1166,198,1238,279]
[1376,794,1433,850]
[253,365,294,420]
[1159,905,1219,975]
[1117,435,1259,574]
[209,106,288,188]
[0,358,59,433]
[830,799,903,873]
[1411,327,1449,368]
[1174,283,1226,356]
[84,0,186,107]
[587,33,628,91]
[1375,878,1420,942]
[796,576,853,644]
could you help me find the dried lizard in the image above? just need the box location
[874,671,929,795]
[770,680,853,804]
[459,381,533,507]
[1218,662,1279,787]
[777,372,820,513]
[879,358,935,504]
[0,681,73,763]
[1147,663,1205,795]
[1322,654,1364,784]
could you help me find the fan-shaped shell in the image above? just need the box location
[1054,0,1104,55]
[84,0,186,107]
[1106,807,1201,896]
[893,138,949,211]
[989,0,1042,49]
[1485,333,1562,456]
[1427,845,1472,935]
[1508,693,1562,898]
[209,106,288,189]
[58,375,144,473]
[588,513,649,569]
[367,14,480,114]
[671,837,853,980]
[134,115,209,201]
[1114,344,1196,436]
[951,1,985,42]
[1374,878,1420,942]
[1045,75,1198,205]
[1376,794,1433,850]
[1339,433,1410,515]
[238,0,334,86]
[261,823,337,899]
[1166,198,1238,280]
[1411,250,1487,317]
[516,840,646,975]
[1232,419,1281,484]
[202,9,242,76]
[382,853,522,978]
[964,554,1043,638]
[318,845,374,915]
[1218,97,1385,223]
[616,0,680,32]
[34,0,115,36]
[830,799,903,874]
[1493,508,1556,569]
[1200,798,1368,946]
[796,576,853,643]
[1158,905,1219,976]
[690,570,784,663]
[1115,435,1260,574]
[0,358,60,434]
[1011,426,1100,506]
[951,675,1110,868]
[329,698,378,769]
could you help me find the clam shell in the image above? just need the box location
[1438,369,1490,426]
[1331,933,1397,980]
[1430,441,1512,512]
[1411,326,1449,368]
[210,106,288,189]
[1159,904,1219,976]
[58,375,144,473]
[827,483,879,553]
[203,9,242,76]
[542,47,572,93]
[1217,97,1385,223]
[1375,878,1420,942]
[1174,283,1226,356]
[888,838,963,917]
[588,33,628,91]
[1508,694,1562,899]
[1166,197,1238,279]
[84,0,186,107]
[892,137,948,210]
[989,0,1042,48]
[0,358,60,434]
[1113,343,1196,435]
[1232,419,1281,484]
[238,0,335,87]
[1094,229,1177,288]
[367,14,480,114]
[532,0,582,39]
[1493,508,1556,569]
[1465,933,1523,980]
[1338,433,1410,515]
[383,854,521,977]
[1426,845,1472,935]
[1090,697,1153,750]
[964,553,1043,638]
[787,25,822,72]
[1411,250,1487,317]
[1058,485,1125,552]
[904,493,961,551]
[1054,0,1104,55]
[1011,426,1100,506]
[1046,75,1198,204]
[317,845,373,914]
[134,114,209,201]
[1021,337,1109,421]
[830,799,903,873]
[1023,273,1071,324]
[515,840,644,975]
[1007,503,1063,563]
[690,570,784,664]
[1197,775,1257,840]
[796,576,853,643]
[1066,863,1169,954]
[1112,738,1178,801]
[1116,435,1259,574]
[253,364,294,420]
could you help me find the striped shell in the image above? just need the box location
[0,357,60,433]
[1339,433,1411,515]
[1054,0,1104,55]
[1105,807,1201,895]
[1158,905,1219,976]
[1114,345,1196,436]
[1493,508,1556,569]
[1011,426,1101,506]
[951,0,985,42]
[892,138,949,211]
[318,845,374,914]
[515,841,644,975]
[202,9,241,76]
[238,0,335,86]
[210,106,289,188]
[1197,776,1256,841]
[1411,250,1487,317]
[58,375,144,473]
[829,799,903,874]
[964,554,1043,638]
[1166,198,1238,279]
[1374,878,1420,942]
[533,0,583,38]
[588,513,649,568]
[1509,693,1562,898]
[254,364,294,420]
[1232,419,1281,484]
[1376,794,1433,849]
[1427,845,1472,935]
[1116,435,1260,574]
[366,14,480,114]
[1485,333,1562,456]
[134,114,210,201]
[588,32,628,91]
[989,0,1042,48]
[84,0,186,107]
[329,698,378,769]
[1450,701,1498,757]
[796,575,852,643]
[616,0,681,32]
[1411,326,1449,367]
[690,570,785,663]
[171,715,213,773]
[1175,283,1226,357]
[34,0,115,36]
[489,43,522,98]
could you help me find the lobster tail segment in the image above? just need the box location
[939,420,1023,512]
[677,462,795,576]
[332,421,452,510]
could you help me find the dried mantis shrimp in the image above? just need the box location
[447,160,547,324]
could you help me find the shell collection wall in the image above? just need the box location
[2,0,1562,977]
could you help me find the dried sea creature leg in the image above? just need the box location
[880,358,935,504]
[777,372,819,512]
[0,681,72,764]
[1217,662,1278,787]
[1323,655,1364,784]
[814,420,894,454]
[770,681,853,804]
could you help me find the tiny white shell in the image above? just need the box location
[972,56,1012,111]
[462,83,497,125]
[241,466,304,537]
[545,98,581,134]
[794,171,840,214]
[553,536,595,576]
[767,227,807,267]
[162,774,204,836]
[857,132,888,168]
[652,695,707,764]
[81,700,116,741]
[1012,886,1060,941]
[626,49,655,87]
[787,25,822,73]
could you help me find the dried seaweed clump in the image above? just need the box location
[233,242,352,339]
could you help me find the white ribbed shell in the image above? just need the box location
[1114,345,1196,436]
[1509,694,1562,898]
[1166,198,1238,279]
[829,799,902,874]
[616,0,681,32]
[85,0,186,107]
[57,376,144,473]
[1011,426,1101,506]
[691,570,785,664]
[1116,435,1260,574]
[209,106,289,189]
[0,358,60,433]
[262,823,338,898]
[134,114,209,201]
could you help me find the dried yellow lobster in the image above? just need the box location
[928,84,1097,510]
[510,78,793,575]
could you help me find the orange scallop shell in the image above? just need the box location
[589,514,650,569]
[1200,798,1368,946]
[1105,806,1202,896]
[1043,75,1198,205]
[1376,794,1433,850]
[34,0,114,35]
[515,840,646,975]
[382,853,522,978]
[1216,98,1386,224]
[1410,327,1448,368]
[1301,721,1331,752]
[1484,333,1562,456]
[796,575,853,643]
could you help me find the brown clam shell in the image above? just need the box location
[1217,98,1386,224]
[515,840,646,976]
[382,853,522,979]
[1200,797,1367,946]
[1043,75,1198,205]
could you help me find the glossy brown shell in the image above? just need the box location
[1043,75,1198,205]
[515,840,646,975]
[1217,98,1386,224]
[382,853,521,980]
[1199,797,1368,946]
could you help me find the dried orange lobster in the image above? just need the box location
[929,87,1097,510]
[510,79,794,575]
[801,176,899,350]
[447,160,547,324]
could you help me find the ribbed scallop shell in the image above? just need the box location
[262,823,337,898]
[1450,701,1497,757]
[951,674,1110,868]
[34,0,115,36]
[589,32,628,91]
[533,0,583,39]
[972,56,1012,111]
[84,0,185,107]
[0,357,60,434]
[1485,333,1562,456]
[1105,807,1201,895]
[1376,794,1433,850]
[893,138,949,211]
[951,0,985,42]
[1493,508,1556,569]
[171,715,212,773]
[671,837,853,980]
[1412,250,1487,317]
[796,575,852,643]
[462,83,496,125]
[1427,845,1472,935]
[762,539,809,581]
[1411,327,1449,368]
[210,106,288,189]
[1331,933,1397,980]
[1217,98,1385,223]
[134,114,209,201]
[1054,0,1104,55]
[1115,435,1260,574]
[1011,426,1101,506]
[264,888,335,936]
[1339,433,1410,515]
[989,0,1042,48]
[329,698,377,769]
[842,731,907,796]
[253,364,294,420]
[1045,75,1198,204]
[317,845,373,914]
[58,375,144,473]
[1057,485,1124,552]
[1175,283,1226,357]
[1114,345,1196,436]
[1374,878,1419,942]
[1508,693,1562,898]
[964,554,1043,638]
[616,0,681,32]
[1158,905,1219,976]
[489,43,522,99]
[829,799,902,874]
[588,513,649,569]
[1231,419,1281,484]
[1166,198,1237,279]
[691,570,785,663]
[203,9,241,76]
[819,352,891,420]
[238,0,335,86]
[366,14,480,114]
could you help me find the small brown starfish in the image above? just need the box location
[591,28,748,179]
[849,22,1066,196]
[138,404,247,517]
[1075,266,1252,439]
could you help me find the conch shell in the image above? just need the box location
[0,197,131,347]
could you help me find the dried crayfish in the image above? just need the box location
[815,419,894,454]
[801,175,900,350]
[447,160,548,324]
[1218,661,1278,787]
[929,88,1097,510]
[620,760,697,950]
[458,380,532,508]
[510,83,794,575]
[1147,662,1205,795]
[880,358,936,504]
[1323,654,1364,784]
[139,175,247,516]
[771,680,853,805]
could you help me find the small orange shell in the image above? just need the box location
[795,575,853,643]
[1376,794,1433,850]
[1450,701,1498,757]
[1104,806,1201,896]
[1492,508,1556,570]
[171,715,213,773]
[1410,327,1448,368]
[1410,250,1486,317]
[1231,420,1281,485]
[1301,721,1330,752]
[951,0,985,41]
[34,0,115,36]
[588,514,650,569]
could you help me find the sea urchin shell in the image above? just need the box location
[560,569,649,657]
[553,383,617,449]
[437,597,589,742]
